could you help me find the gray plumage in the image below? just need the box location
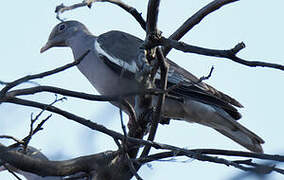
[0,145,88,180]
[0,145,63,180]
[40,20,265,153]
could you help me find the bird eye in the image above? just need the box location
[58,24,66,32]
[17,147,24,152]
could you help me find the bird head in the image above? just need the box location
[0,145,69,179]
[0,145,48,171]
[40,21,90,53]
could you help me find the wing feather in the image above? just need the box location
[96,30,243,120]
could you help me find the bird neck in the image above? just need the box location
[66,32,96,60]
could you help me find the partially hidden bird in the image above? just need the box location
[0,144,89,180]
[40,20,264,153]
[0,145,63,180]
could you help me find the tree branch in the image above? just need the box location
[3,95,284,177]
[163,0,240,55]
[55,0,146,30]
[234,160,284,175]
[0,136,24,144]
[0,50,90,99]
[145,0,160,33]
[138,149,284,164]
[140,48,169,158]
[55,2,89,21]
[136,150,284,175]
[0,143,118,177]
[100,0,146,31]
[160,38,284,71]
[3,97,164,149]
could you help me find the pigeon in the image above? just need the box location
[40,20,264,153]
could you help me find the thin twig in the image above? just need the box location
[0,136,24,144]
[197,66,214,83]
[136,151,280,174]
[4,165,22,180]
[0,50,90,99]
[55,2,89,22]
[119,107,127,142]
[192,149,284,162]
[0,80,9,85]
[22,95,65,148]
[138,149,284,164]
[234,160,284,175]
[55,0,146,30]
[137,150,255,173]
[113,138,121,149]
[126,154,143,180]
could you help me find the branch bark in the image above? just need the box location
[0,50,90,99]
[140,48,168,158]
[163,0,240,55]
[160,38,284,71]
[0,143,118,177]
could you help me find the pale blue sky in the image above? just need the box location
[0,0,284,179]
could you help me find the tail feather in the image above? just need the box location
[214,128,264,153]
[202,114,264,153]
[167,97,265,152]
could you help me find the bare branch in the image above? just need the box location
[3,95,284,176]
[3,97,162,149]
[3,165,22,180]
[197,66,214,83]
[160,37,284,71]
[137,150,253,172]
[100,0,146,31]
[163,0,240,55]
[234,160,284,175]
[0,80,9,85]
[23,96,64,147]
[146,0,160,33]
[138,149,284,164]
[0,136,24,144]
[136,150,284,175]
[119,107,127,138]
[0,143,118,177]
[0,50,90,99]
[55,0,146,30]
[140,48,169,158]
[191,149,284,162]
[55,2,89,21]
[24,113,52,148]
[125,154,143,180]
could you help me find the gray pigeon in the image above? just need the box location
[0,145,89,180]
[40,21,265,153]
[0,145,63,180]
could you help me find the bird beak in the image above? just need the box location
[40,41,52,53]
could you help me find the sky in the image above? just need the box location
[0,0,284,179]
